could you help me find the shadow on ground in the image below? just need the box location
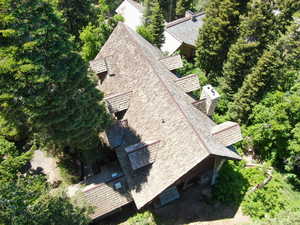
[94,182,249,225]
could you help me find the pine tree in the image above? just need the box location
[195,0,249,80]
[175,0,193,18]
[148,0,165,48]
[176,0,186,18]
[229,24,300,122]
[223,0,299,97]
[0,0,110,153]
[80,0,123,61]
[143,0,151,25]
[56,0,95,40]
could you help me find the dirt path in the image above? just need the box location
[30,150,62,184]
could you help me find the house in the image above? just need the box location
[115,0,143,30]
[115,0,206,58]
[161,11,206,58]
[70,22,242,220]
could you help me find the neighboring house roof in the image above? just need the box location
[165,12,205,47]
[68,163,132,219]
[126,0,143,12]
[94,22,241,210]
[162,12,205,54]
[115,0,143,30]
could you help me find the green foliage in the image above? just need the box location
[287,124,300,174]
[223,0,300,97]
[240,79,300,173]
[56,151,81,184]
[242,175,287,219]
[139,0,165,48]
[175,0,192,18]
[0,136,90,224]
[137,25,154,43]
[214,161,295,220]
[0,0,111,153]
[0,137,32,181]
[229,24,300,122]
[80,1,123,61]
[147,0,165,48]
[0,178,90,225]
[195,0,249,80]
[55,0,95,40]
[248,210,300,225]
[126,211,156,225]
[213,161,264,204]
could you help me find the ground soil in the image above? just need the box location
[30,150,62,184]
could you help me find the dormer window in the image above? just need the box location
[104,91,133,114]
[125,141,160,170]
[174,74,200,93]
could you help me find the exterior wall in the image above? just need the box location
[116,0,143,30]
[173,155,215,187]
[161,31,182,55]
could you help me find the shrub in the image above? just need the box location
[242,176,287,219]
[126,211,156,225]
[213,160,264,204]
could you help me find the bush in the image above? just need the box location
[137,25,154,44]
[126,211,156,225]
[247,210,300,225]
[213,160,264,204]
[242,175,287,219]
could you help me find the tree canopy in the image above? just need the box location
[195,0,249,80]
[0,0,110,153]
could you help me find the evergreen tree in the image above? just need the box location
[0,137,91,225]
[223,0,299,97]
[56,0,95,40]
[143,0,151,25]
[195,0,249,80]
[80,0,123,61]
[175,0,193,18]
[0,0,110,153]
[229,24,300,122]
[147,0,165,48]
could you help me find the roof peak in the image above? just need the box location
[166,12,205,29]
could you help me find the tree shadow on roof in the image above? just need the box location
[109,120,155,193]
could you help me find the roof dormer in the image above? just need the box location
[125,140,159,170]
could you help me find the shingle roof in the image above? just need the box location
[175,74,201,93]
[96,22,241,210]
[165,12,205,46]
[68,163,132,219]
[89,58,107,74]
[159,55,183,71]
[211,121,243,147]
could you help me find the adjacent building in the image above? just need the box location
[115,0,206,58]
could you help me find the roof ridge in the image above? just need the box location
[166,12,205,28]
[121,23,212,156]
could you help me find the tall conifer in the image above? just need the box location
[0,0,110,152]
[230,24,300,122]
[223,0,300,97]
[148,0,165,48]
[56,0,95,40]
[195,0,249,80]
